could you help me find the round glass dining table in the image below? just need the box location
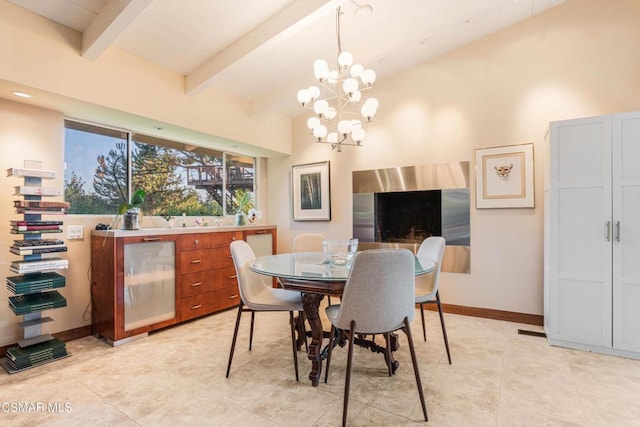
[250,251,435,386]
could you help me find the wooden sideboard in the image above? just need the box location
[91,226,276,345]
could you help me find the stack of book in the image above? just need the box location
[10,257,69,274]
[4,338,67,371]
[10,239,67,256]
[13,200,69,215]
[10,220,63,235]
[6,272,66,294]
[8,291,67,315]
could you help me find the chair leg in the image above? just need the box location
[226,303,243,378]
[403,317,428,422]
[289,311,299,381]
[436,291,451,364]
[383,333,392,376]
[324,324,336,383]
[249,311,255,351]
[419,302,427,341]
[342,320,356,427]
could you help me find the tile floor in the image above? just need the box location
[1,307,640,426]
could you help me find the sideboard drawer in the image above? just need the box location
[212,231,243,248]
[212,286,240,311]
[180,294,210,321]
[181,271,216,297]
[180,249,214,274]
[215,266,238,290]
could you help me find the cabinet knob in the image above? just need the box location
[228,275,237,279]
[194,239,199,245]
[191,259,201,264]
[191,304,203,310]
[229,294,239,299]
[191,282,202,287]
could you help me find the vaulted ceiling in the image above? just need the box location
[8,0,565,118]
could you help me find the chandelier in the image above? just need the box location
[297,6,378,152]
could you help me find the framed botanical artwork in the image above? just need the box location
[292,161,331,221]
[475,143,534,208]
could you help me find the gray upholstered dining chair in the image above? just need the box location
[415,236,451,364]
[226,240,304,380]
[324,249,428,426]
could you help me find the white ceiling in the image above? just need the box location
[8,0,566,118]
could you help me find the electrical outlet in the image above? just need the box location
[67,225,84,240]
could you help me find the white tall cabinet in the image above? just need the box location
[545,111,640,359]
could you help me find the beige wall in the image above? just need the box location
[271,0,640,316]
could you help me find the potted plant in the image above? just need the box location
[118,189,146,230]
[234,191,252,226]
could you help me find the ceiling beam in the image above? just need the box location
[82,0,154,60]
[185,0,347,96]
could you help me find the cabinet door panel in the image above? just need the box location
[613,113,640,351]
[558,279,608,346]
[549,117,612,344]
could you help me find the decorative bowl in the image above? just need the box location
[322,238,358,265]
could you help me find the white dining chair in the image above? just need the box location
[226,240,305,380]
[416,236,451,364]
[324,249,428,426]
[292,233,333,306]
[292,233,325,253]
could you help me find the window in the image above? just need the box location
[64,121,128,214]
[64,120,256,216]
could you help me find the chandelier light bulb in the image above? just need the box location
[325,107,337,120]
[338,51,353,69]
[350,63,364,78]
[313,124,328,139]
[361,69,377,86]
[361,98,378,121]
[307,117,321,130]
[313,59,329,81]
[349,90,362,103]
[313,99,329,116]
[350,119,362,129]
[337,120,353,135]
[327,132,339,143]
[297,89,310,106]
[307,86,320,101]
[352,127,366,143]
[342,78,359,95]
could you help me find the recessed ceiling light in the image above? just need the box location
[13,91,31,98]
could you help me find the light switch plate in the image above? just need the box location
[67,225,84,240]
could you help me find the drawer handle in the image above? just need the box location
[191,304,202,310]
[256,230,266,234]
[228,294,239,299]
[191,282,202,287]
[228,275,237,279]
[191,259,201,264]
[143,237,162,241]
